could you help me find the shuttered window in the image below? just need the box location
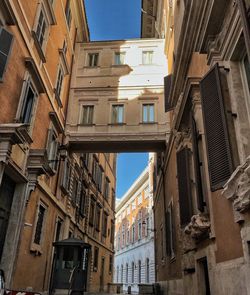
[164,74,173,112]
[166,202,175,258]
[176,147,193,226]
[0,27,13,80]
[200,64,233,191]
[191,117,205,211]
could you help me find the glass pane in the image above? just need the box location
[115,53,120,65]
[118,106,123,122]
[149,105,154,121]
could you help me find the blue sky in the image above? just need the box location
[116,153,149,199]
[85,0,141,41]
[84,0,148,198]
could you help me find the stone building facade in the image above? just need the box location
[114,155,155,294]
[152,0,250,294]
[0,1,116,294]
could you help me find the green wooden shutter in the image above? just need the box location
[200,64,233,191]
[0,27,13,80]
[176,147,193,227]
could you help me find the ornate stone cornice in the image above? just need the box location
[223,156,250,222]
[184,213,211,241]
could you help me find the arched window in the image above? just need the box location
[131,262,134,283]
[138,260,141,283]
[146,258,150,283]
[121,264,123,283]
[126,263,128,283]
[117,266,119,283]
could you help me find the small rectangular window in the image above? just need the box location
[36,9,47,48]
[143,104,154,123]
[88,53,99,67]
[81,105,94,125]
[95,206,101,231]
[93,246,99,270]
[55,66,64,101]
[0,27,13,80]
[34,204,46,245]
[142,51,153,64]
[104,177,110,200]
[114,52,125,65]
[20,80,37,124]
[102,213,108,237]
[89,199,95,226]
[109,255,113,273]
[47,129,59,171]
[65,0,72,28]
[112,105,124,124]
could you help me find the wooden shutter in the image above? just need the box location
[0,27,13,80]
[200,64,233,191]
[191,117,204,212]
[176,147,193,227]
[164,74,173,112]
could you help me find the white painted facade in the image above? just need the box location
[114,155,155,293]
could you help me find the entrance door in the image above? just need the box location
[0,174,16,260]
[99,257,105,292]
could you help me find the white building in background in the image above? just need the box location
[114,155,155,293]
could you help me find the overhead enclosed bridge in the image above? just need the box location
[65,39,169,152]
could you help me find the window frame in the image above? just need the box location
[88,53,99,67]
[111,104,124,124]
[0,26,14,82]
[81,105,94,125]
[54,64,65,108]
[114,52,126,65]
[142,103,155,123]
[142,50,154,65]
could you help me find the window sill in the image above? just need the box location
[30,243,43,256]
[83,66,100,69]
[140,121,156,124]
[32,31,46,63]
[109,123,126,126]
[78,123,95,126]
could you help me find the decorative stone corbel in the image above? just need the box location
[26,149,49,203]
[184,213,211,240]
[222,156,250,223]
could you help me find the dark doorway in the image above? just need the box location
[0,174,16,261]
[99,257,105,292]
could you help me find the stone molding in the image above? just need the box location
[223,156,250,222]
[184,213,211,240]
[0,123,32,163]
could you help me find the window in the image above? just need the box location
[88,53,99,67]
[132,224,135,243]
[19,79,38,124]
[127,228,130,244]
[55,217,63,241]
[102,213,108,237]
[104,177,110,200]
[112,189,116,210]
[116,266,119,283]
[176,147,193,226]
[89,199,95,226]
[109,255,113,273]
[114,52,125,65]
[110,220,115,244]
[121,264,123,283]
[36,9,48,48]
[242,54,250,103]
[138,219,142,240]
[0,27,13,81]
[146,258,150,283]
[81,105,94,125]
[112,105,124,124]
[34,204,46,245]
[55,65,64,105]
[138,260,141,283]
[79,187,86,216]
[71,177,78,203]
[166,202,175,259]
[61,158,71,193]
[126,263,128,283]
[95,205,101,231]
[142,51,153,64]
[93,247,99,270]
[131,262,135,283]
[46,129,59,171]
[65,0,72,28]
[143,104,154,123]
